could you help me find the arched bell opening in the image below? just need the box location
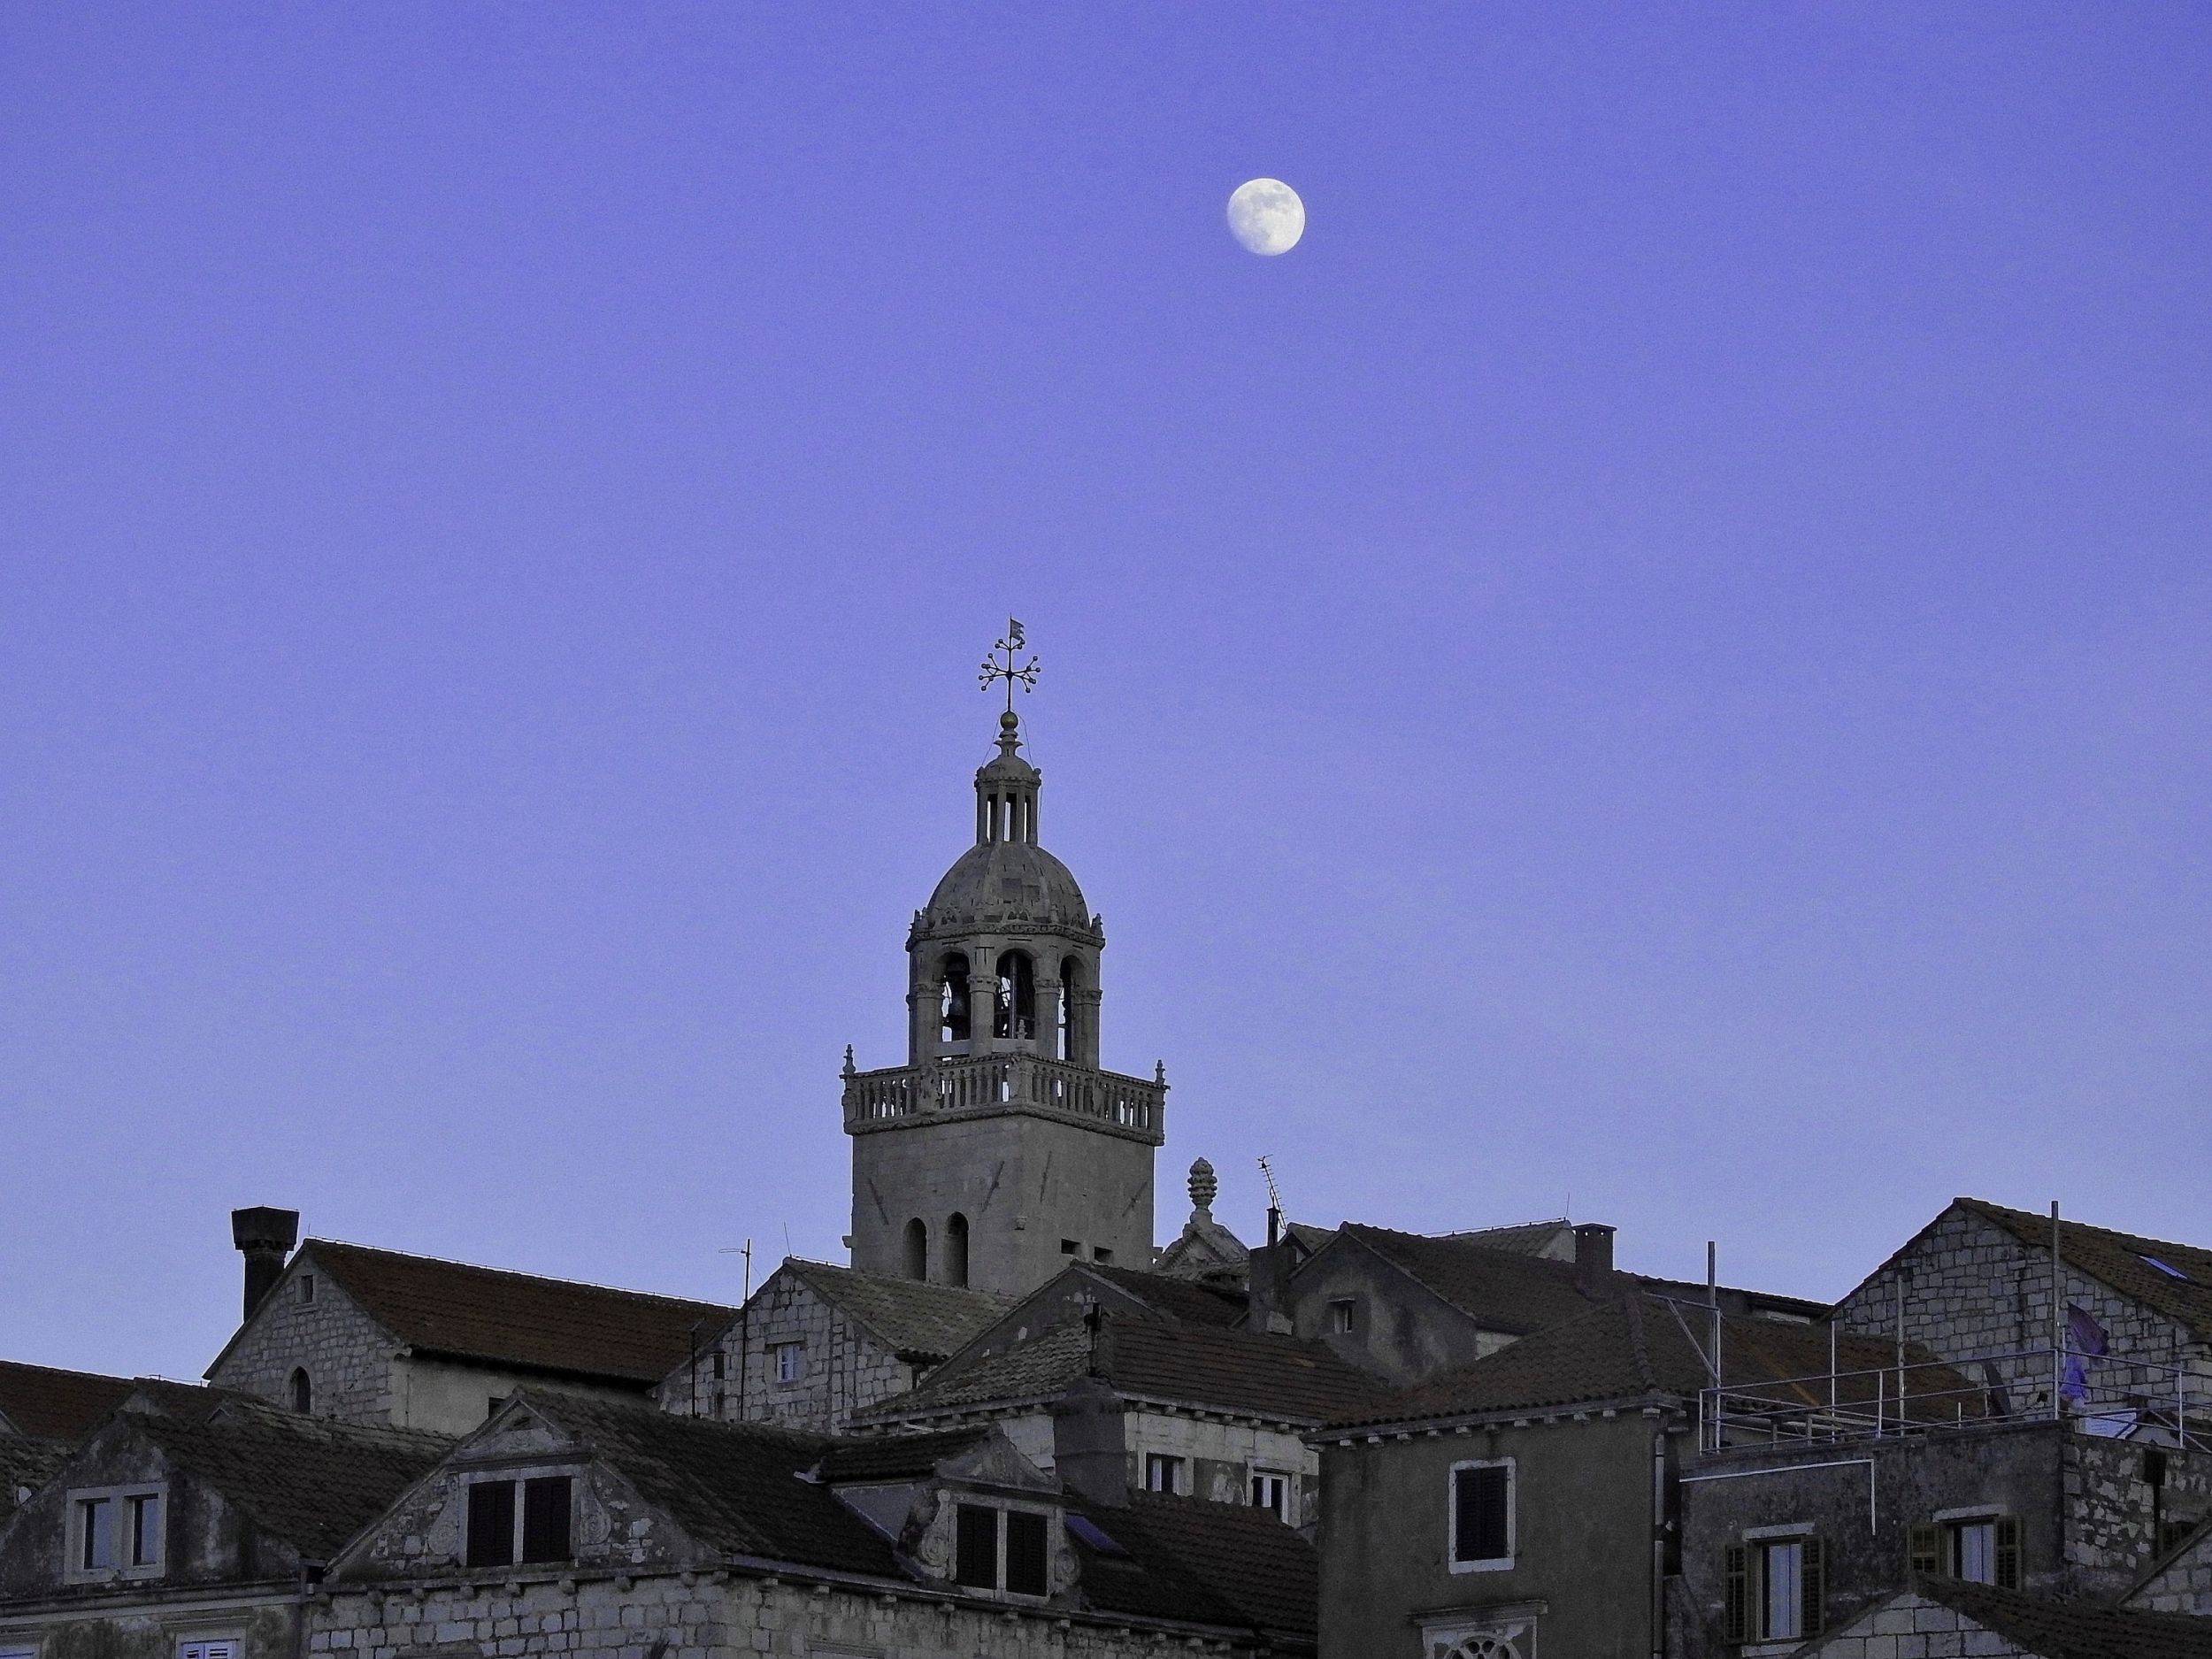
[289,1367,312,1414]
[945,1213,970,1287]
[902,1218,929,1282]
[938,953,972,1051]
[994,950,1035,1041]
[1056,956,1082,1061]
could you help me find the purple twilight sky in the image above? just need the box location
[3,5,2208,1381]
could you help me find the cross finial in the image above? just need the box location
[978,618,1041,718]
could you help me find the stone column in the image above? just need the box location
[1035,974,1064,1061]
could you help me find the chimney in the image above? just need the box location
[231,1207,300,1319]
[1049,1374,1128,1507]
[1572,1223,1617,1298]
[1246,1239,1296,1335]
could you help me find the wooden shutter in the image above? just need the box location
[465,1481,516,1569]
[1800,1535,1825,1637]
[1004,1510,1048,1596]
[1994,1516,2021,1590]
[520,1476,572,1563]
[953,1503,999,1588]
[1722,1544,1748,1643]
[1909,1522,1942,1578]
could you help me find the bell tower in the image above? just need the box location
[842,626,1165,1297]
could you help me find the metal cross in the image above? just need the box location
[978,618,1041,713]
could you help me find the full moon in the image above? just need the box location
[1226,178,1305,256]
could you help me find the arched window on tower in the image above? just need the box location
[1057,956,1081,1061]
[946,1213,970,1287]
[289,1367,312,1414]
[995,951,1035,1041]
[939,954,972,1050]
[902,1218,928,1281]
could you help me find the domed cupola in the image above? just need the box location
[913,710,1101,941]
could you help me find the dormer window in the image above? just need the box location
[65,1484,164,1582]
[465,1476,572,1569]
[952,1502,1048,1597]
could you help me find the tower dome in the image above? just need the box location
[912,708,1100,943]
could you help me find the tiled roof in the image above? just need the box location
[1959,1199,2212,1344]
[1909,1578,2212,1658]
[781,1260,1014,1362]
[137,1397,449,1560]
[1334,1223,1603,1335]
[811,1425,996,1484]
[303,1240,733,1385]
[1331,1290,1974,1430]
[524,1396,906,1578]
[1068,1494,1317,1646]
[0,1360,138,1441]
[1083,1265,1247,1326]
[865,1311,1386,1425]
[1439,1220,1575,1258]
[0,1437,70,1513]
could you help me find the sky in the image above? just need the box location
[3,4,2207,1382]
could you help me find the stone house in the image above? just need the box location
[1834,1198,2212,1429]
[1307,1286,1952,1659]
[203,1224,731,1437]
[0,1383,446,1659]
[313,1386,1317,1657]
[1794,1577,2212,1657]
[653,1257,1011,1432]
[856,1306,1384,1527]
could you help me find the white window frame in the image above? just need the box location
[1327,1299,1356,1334]
[1448,1456,1516,1574]
[1249,1469,1291,1522]
[1142,1453,1185,1495]
[64,1483,166,1584]
[771,1341,805,1385]
[177,1641,241,1659]
[951,1501,1056,1601]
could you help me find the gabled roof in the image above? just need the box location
[1068,1494,1317,1646]
[266,1240,734,1386]
[1081,1265,1246,1326]
[1331,1223,1603,1335]
[1327,1290,1974,1431]
[1957,1199,2212,1344]
[810,1425,999,1484]
[863,1310,1386,1425]
[505,1395,906,1578]
[0,1360,139,1441]
[132,1396,450,1560]
[1439,1219,1576,1259]
[777,1260,1014,1363]
[1873,1578,2212,1659]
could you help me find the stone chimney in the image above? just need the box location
[1048,1373,1128,1507]
[1572,1223,1617,1298]
[231,1207,299,1319]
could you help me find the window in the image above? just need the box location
[178,1644,240,1659]
[1092,1247,1113,1266]
[902,1217,928,1281]
[1250,1472,1288,1520]
[1143,1454,1185,1495]
[467,1477,572,1569]
[946,1213,970,1288]
[772,1341,805,1385]
[1449,1460,1513,1571]
[1910,1517,2019,1588]
[993,951,1035,1041]
[710,1350,726,1381]
[66,1485,164,1580]
[939,953,972,1047]
[1724,1535,1824,1643]
[1328,1299,1356,1335]
[1061,1239,1081,1256]
[289,1368,311,1414]
[297,1275,315,1304]
[951,1503,1049,1596]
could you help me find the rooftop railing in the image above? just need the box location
[1696,1345,2207,1454]
[842,1051,1165,1141]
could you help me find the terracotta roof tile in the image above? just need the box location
[1081,1265,1247,1326]
[1334,1224,1602,1335]
[304,1240,733,1385]
[780,1261,1014,1362]
[1068,1494,1316,1645]
[0,1361,138,1441]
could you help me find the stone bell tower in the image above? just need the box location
[842,632,1164,1297]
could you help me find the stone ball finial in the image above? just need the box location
[1187,1157,1217,1215]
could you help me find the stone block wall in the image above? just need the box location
[663,1275,913,1433]
[2131,1523,2212,1615]
[205,1262,396,1427]
[1124,1409,1317,1524]
[1797,1592,2030,1658]
[312,1570,1271,1659]
[2064,1436,2211,1588]
[1835,1208,2208,1419]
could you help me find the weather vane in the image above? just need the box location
[978,618,1040,715]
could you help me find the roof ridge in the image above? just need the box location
[305,1239,732,1310]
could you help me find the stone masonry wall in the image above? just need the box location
[1124,1409,1317,1525]
[1798,1593,2029,1658]
[2131,1523,2212,1615]
[662,1275,913,1434]
[207,1256,396,1427]
[312,1570,1273,1659]
[1835,1208,2210,1419]
[2066,1436,2212,1588]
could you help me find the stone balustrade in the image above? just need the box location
[843,1052,1165,1143]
